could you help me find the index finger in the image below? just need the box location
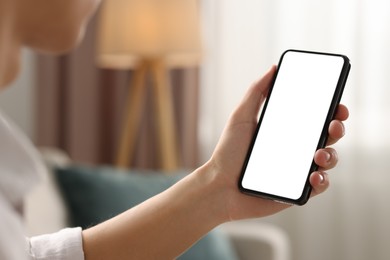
[334,104,349,121]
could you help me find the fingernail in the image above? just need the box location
[324,151,331,162]
[318,173,325,184]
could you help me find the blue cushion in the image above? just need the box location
[54,165,238,260]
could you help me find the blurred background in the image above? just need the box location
[1,0,390,259]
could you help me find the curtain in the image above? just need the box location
[200,0,390,259]
[35,14,199,169]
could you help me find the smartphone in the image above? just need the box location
[238,49,350,205]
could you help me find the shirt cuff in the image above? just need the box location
[28,227,84,260]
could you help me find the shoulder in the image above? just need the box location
[0,111,42,210]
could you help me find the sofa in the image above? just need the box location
[24,147,291,260]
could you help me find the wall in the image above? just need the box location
[199,1,390,260]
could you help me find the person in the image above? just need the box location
[0,0,349,259]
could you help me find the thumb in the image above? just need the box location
[230,65,276,124]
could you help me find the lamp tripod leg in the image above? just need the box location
[150,59,179,172]
[116,61,148,168]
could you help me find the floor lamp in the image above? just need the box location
[96,0,202,171]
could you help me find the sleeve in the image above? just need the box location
[0,195,29,260]
[27,227,85,260]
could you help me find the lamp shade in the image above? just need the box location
[97,0,202,69]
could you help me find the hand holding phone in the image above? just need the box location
[238,49,350,205]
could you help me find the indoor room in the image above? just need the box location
[1,0,389,259]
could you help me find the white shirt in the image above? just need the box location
[0,111,85,260]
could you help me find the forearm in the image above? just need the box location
[82,163,227,259]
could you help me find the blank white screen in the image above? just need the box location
[241,51,344,200]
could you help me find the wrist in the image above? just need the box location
[192,160,231,224]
